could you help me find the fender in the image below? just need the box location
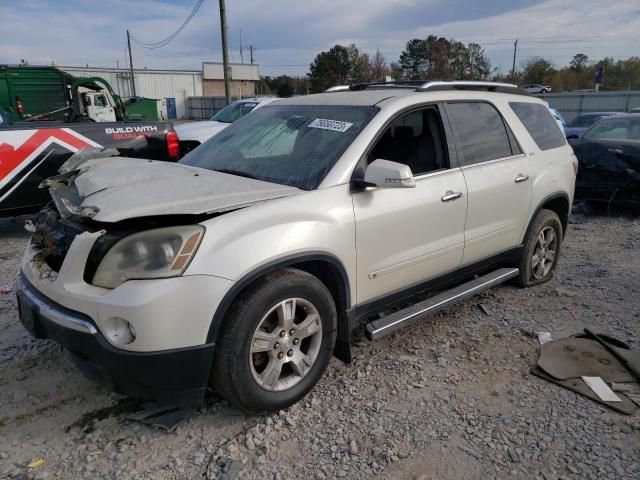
[523,191,571,242]
[206,251,352,349]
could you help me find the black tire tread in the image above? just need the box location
[210,268,336,412]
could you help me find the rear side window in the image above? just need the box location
[446,102,514,165]
[510,102,566,150]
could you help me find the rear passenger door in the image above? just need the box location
[444,101,531,265]
[352,105,468,304]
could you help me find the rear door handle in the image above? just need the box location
[514,174,530,183]
[441,191,463,202]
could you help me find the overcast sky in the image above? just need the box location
[1,0,639,76]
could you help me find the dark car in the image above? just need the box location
[570,114,640,209]
[565,112,620,139]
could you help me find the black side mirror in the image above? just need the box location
[566,134,579,140]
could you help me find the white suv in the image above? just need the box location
[17,81,577,412]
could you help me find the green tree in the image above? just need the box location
[308,44,371,92]
[570,53,589,72]
[522,57,555,84]
[308,45,351,92]
[399,39,429,79]
[466,43,491,80]
[398,36,491,80]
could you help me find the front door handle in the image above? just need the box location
[441,191,463,202]
[515,174,530,183]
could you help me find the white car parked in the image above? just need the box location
[521,84,552,94]
[176,97,278,155]
[17,81,577,412]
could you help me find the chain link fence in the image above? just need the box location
[186,96,240,120]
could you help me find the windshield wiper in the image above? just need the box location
[214,168,258,180]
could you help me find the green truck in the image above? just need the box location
[0,65,129,123]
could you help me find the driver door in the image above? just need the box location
[352,106,467,304]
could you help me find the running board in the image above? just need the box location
[365,268,519,341]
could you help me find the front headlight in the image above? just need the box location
[93,225,204,288]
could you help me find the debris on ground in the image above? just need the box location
[532,334,640,414]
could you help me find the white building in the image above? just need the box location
[60,66,202,119]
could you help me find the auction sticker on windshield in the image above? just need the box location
[308,118,353,132]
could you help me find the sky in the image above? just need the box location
[1,0,639,77]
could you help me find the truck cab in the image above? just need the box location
[80,91,117,122]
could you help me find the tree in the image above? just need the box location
[308,45,351,92]
[522,57,555,84]
[570,53,589,72]
[369,50,390,81]
[308,44,371,92]
[398,39,429,79]
[466,43,491,80]
[397,36,491,81]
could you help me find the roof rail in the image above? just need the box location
[324,80,529,95]
[416,81,527,95]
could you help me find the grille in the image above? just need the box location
[32,208,91,272]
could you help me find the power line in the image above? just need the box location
[131,0,205,49]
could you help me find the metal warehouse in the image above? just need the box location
[60,66,203,119]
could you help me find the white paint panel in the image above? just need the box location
[203,62,259,81]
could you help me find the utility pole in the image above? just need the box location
[511,39,518,83]
[126,29,137,97]
[240,29,244,64]
[249,45,254,65]
[218,0,231,105]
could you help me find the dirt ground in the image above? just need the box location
[1,214,639,480]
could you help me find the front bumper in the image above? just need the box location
[17,273,214,407]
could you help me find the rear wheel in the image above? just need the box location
[517,209,563,287]
[210,268,337,412]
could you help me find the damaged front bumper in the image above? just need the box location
[17,226,234,407]
[17,273,214,407]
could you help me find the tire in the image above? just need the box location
[516,209,563,287]
[210,268,337,412]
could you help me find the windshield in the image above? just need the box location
[210,101,260,123]
[181,105,378,190]
[583,117,640,141]
[569,114,612,128]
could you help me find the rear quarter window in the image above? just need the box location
[509,102,566,151]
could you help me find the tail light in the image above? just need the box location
[166,131,179,158]
[16,98,24,115]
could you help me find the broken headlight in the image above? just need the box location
[93,225,204,288]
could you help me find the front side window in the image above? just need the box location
[368,106,449,175]
[181,105,378,190]
[94,95,108,107]
[510,102,566,151]
[446,102,514,165]
[583,117,640,141]
[211,101,259,123]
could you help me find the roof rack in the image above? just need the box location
[325,80,529,95]
[416,80,526,95]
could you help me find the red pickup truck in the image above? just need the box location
[0,118,179,216]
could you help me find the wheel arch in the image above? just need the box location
[206,252,353,362]
[525,192,571,242]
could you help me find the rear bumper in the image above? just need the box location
[17,273,214,407]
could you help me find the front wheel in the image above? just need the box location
[517,209,563,287]
[210,268,337,412]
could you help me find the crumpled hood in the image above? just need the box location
[174,120,229,144]
[48,157,301,222]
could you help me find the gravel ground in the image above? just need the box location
[1,215,639,480]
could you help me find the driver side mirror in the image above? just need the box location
[363,159,416,188]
